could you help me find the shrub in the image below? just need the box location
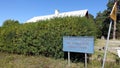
[0,17,97,58]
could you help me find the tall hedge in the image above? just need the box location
[0,17,97,58]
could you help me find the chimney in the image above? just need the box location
[55,9,59,15]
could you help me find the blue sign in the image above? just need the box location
[63,36,94,54]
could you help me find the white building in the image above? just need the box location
[26,9,88,23]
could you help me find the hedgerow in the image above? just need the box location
[0,17,97,58]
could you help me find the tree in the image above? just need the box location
[95,0,120,39]
[88,13,94,19]
[2,19,20,27]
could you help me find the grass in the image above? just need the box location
[0,52,85,68]
[94,39,120,60]
[0,52,119,68]
[0,39,120,68]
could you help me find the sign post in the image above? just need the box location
[85,53,87,68]
[68,52,70,66]
[63,36,94,68]
[102,21,112,68]
[102,1,117,68]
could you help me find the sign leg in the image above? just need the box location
[85,53,87,68]
[68,52,70,67]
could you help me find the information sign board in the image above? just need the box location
[63,36,94,54]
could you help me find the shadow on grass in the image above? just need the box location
[64,52,91,63]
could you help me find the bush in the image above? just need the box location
[0,17,97,58]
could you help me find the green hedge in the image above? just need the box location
[0,17,97,58]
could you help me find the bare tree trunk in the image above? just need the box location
[113,21,116,40]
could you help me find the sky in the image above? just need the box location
[0,0,108,26]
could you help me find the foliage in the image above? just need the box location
[2,19,20,27]
[0,17,97,58]
[95,0,120,39]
